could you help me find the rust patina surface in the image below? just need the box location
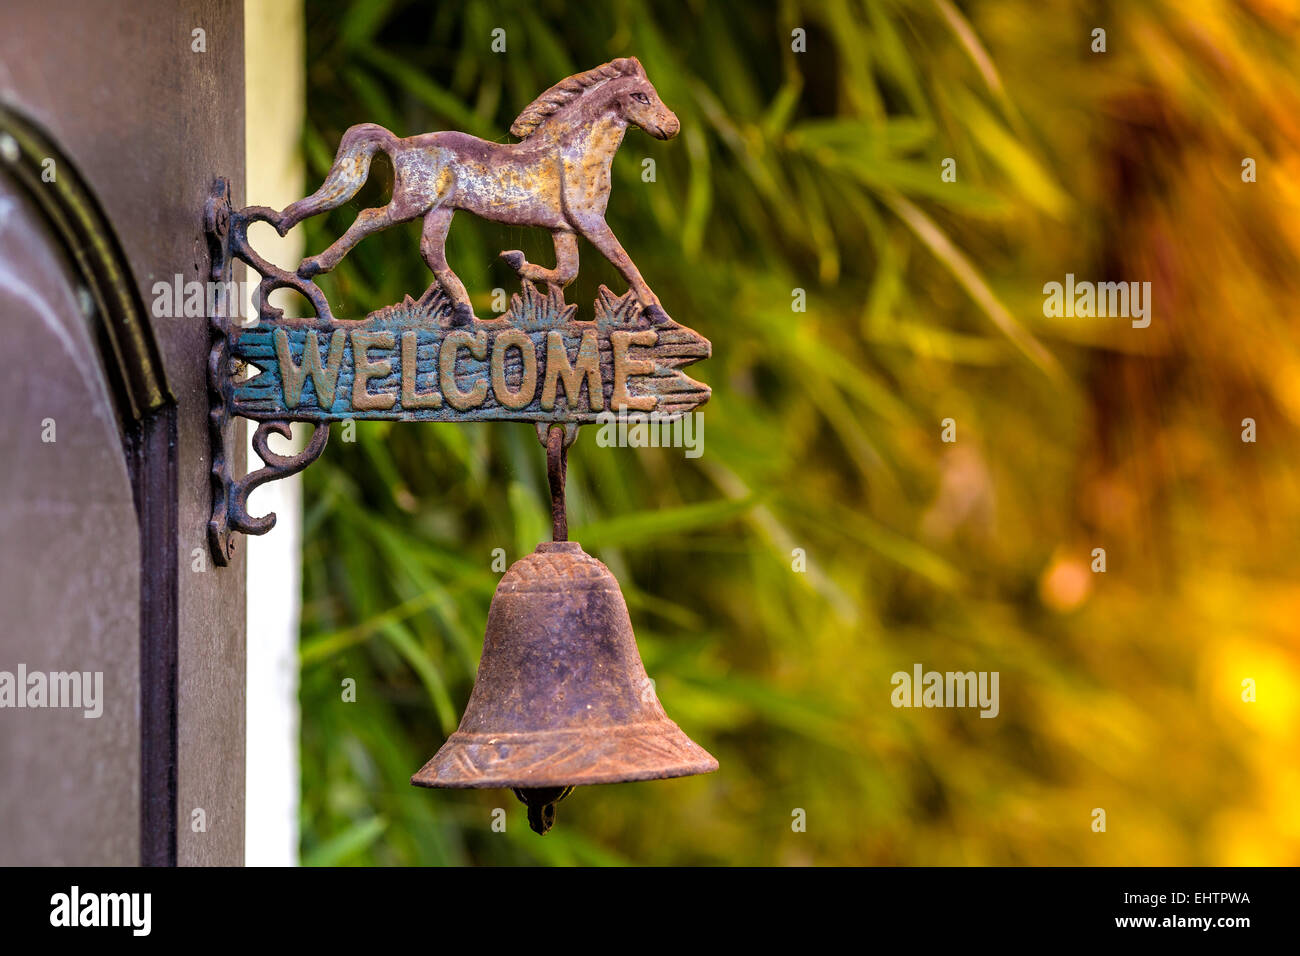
[276,57,679,326]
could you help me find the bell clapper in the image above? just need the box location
[512,786,575,835]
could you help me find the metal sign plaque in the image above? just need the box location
[226,284,709,424]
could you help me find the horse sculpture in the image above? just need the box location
[270,57,679,326]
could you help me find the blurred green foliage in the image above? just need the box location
[292,0,1300,864]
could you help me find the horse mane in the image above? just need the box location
[510,57,645,139]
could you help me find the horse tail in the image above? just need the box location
[277,123,397,233]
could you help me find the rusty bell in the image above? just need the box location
[411,540,717,834]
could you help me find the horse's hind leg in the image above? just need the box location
[298,206,395,277]
[420,206,474,326]
[500,231,579,291]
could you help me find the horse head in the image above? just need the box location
[510,57,679,141]
[608,58,679,140]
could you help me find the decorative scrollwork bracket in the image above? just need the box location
[206,180,332,565]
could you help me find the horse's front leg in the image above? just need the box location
[500,231,579,291]
[572,217,668,324]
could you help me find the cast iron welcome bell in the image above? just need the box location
[412,538,717,832]
[204,57,716,833]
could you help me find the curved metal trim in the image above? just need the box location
[0,102,173,421]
